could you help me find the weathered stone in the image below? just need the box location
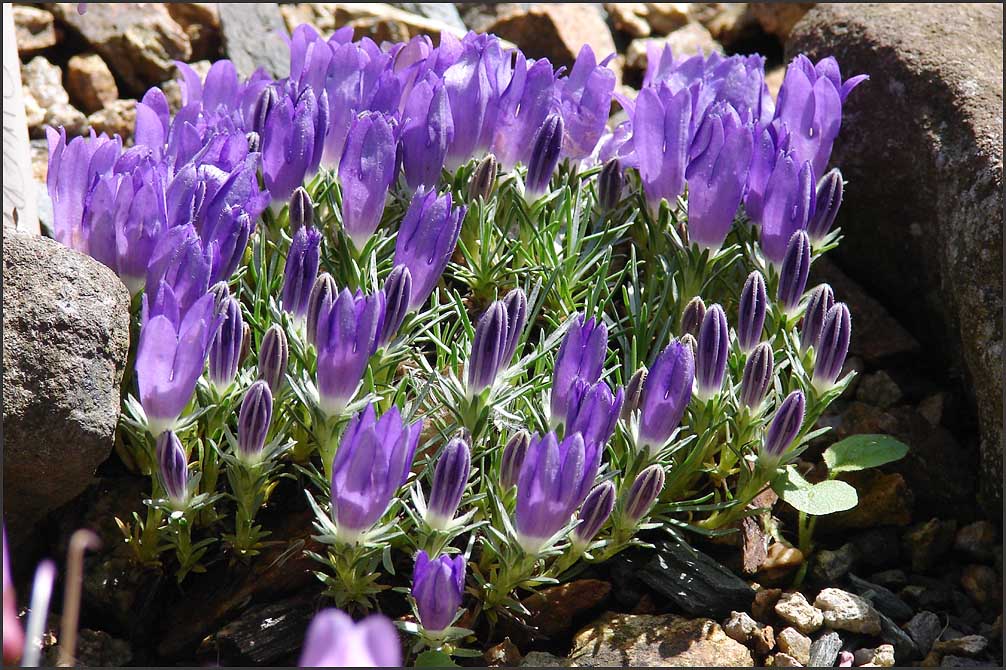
[871,569,908,590]
[933,635,988,658]
[777,627,812,665]
[723,610,759,643]
[484,638,522,667]
[218,3,289,79]
[604,2,653,38]
[788,4,1005,513]
[848,574,913,622]
[519,651,570,667]
[637,540,755,619]
[43,628,133,667]
[522,579,611,637]
[808,630,843,668]
[749,2,813,39]
[642,3,692,35]
[88,99,137,141]
[570,613,754,667]
[876,610,919,663]
[66,53,119,114]
[212,597,315,666]
[814,588,882,636]
[485,4,617,71]
[959,564,999,607]
[13,5,59,55]
[624,23,722,79]
[165,3,221,61]
[856,370,904,409]
[904,518,958,573]
[849,527,901,570]
[770,651,802,667]
[759,543,804,581]
[690,3,759,47]
[854,644,896,668]
[2,231,130,539]
[390,2,466,30]
[940,655,986,667]
[774,592,823,635]
[51,3,192,92]
[954,521,998,562]
[811,544,858,583]
[752,587,782,622]
[21,55,88,138]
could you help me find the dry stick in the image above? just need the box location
[57,530,101,667]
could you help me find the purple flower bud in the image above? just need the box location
[401,79,453,190]
[500,288,528,367]
[695,304,729,400]
[624,464,665,524]
[740,342,774,411]
[316,289,385,417]
[209,295,243,391]
[621,366,647,421]
[468,153,498,202]
[680,296,706,338]
[339,111,397,247]
[680,333,698,357]
[426,438,471,531]
[637,340,693,453]
[500,430,530,490]
[807,168,843,242]
[777,230,812,316]
[331,405,421,542]
[550,314,608,424]
[762,390,805,459]
[258,325,289,393]
[306,273,337,348]
[289,187,314,233]
[598,158,623,211]
[467,301,508,396]
[393,188,465,312]
[252,86,278,137]
[566,379,624,455]
[573,481,616,547]
[800,284,835,354]
[514,432,591,554]
[525,114,564,201]
[759,152,815,266]
[632,84,692,215]
[378,265,412,348]
[812,302,851,391]
[156,431,188,506]
[737,271,768,353]
[238,381,272,461]
[282,226,323,323]
[412,551,465,633]
[299,609,401,668]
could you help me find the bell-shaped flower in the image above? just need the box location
[558,45,616,161]
[425,438,471,531]
[260,83,328,204]
[695,304,729,400]
[807,168,844,242]
[377,265,412,348]
[315,289,386,417]
[258,324,289,394]
[208,294,243,391]
[412,552,465,634]
[492,53,557,171]
[637,339,694,454]
[550,314,608,425]
[443,34,506,168]
[565,379,624,457]
[800,284,835,354]
[466,294,526,397]
[145,224,213,316]
[623,464,665,524]
[737,271,768,353]
[282,226,323,324]
[739,342,774,412]
[757,149,815,266]
[777,230,812,316]
[572,481,615,549]
[156,430,189,507]
[401,77,454,189]
[761,390,806,465]
[525,113,564,200]
[393,188,466,312]
[631,83,693,214]
[299,608,401,668]
[339,111,398,247]
[500,430,530,491]
[812,302,852,391]
[237,381,273,462]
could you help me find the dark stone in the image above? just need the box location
[42,628,133,667]
[954,521,999,562]
[904,611,943,656]
[870,569,908,590]
[940,655,986,667]
[212,596,315,666]
[636,539,755,619]
[788,3,1004,514]
[3,230,130,541]
[904,518,958,573]
[808,630,843,668]
[811,544,858,583]
[877,611,919,663]
[609,551,649,611]
[218,3,290,79]
[849,527,901,570]
[522,579,612,638]
[848,574,914,622]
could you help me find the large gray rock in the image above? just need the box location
[3,231,130,539]
[787,3,1004,514]
[218,3,289,79]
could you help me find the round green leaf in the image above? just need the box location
[824,434,909,474]
[781,479,859,516]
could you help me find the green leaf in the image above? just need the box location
[824,434,909,474]
[774,466,859,516]
[415,650,458,668]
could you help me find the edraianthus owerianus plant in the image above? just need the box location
[412,551,465,634]
[635,339,694,454]
[315,289,385,417]
[393,187,466,312]
[549,313,608,425]
[299,608,401,667]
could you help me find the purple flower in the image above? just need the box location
[774,55,867,176]
[737,271,767,353]
[468,153,498,201]
[260,84,328,204]
[739,342,774,411]
[145,224,213,316]
[299,609,401,668]
[443,34,506,168]
[3,529,24,666]
[757,149,815,266]
[412,552,465,633]
[238,381,272,461]
[558,45,616,161]
[208,294,243,391]
[550,314,608,425]
[525,113,564,200]
[514,432,591,554]
[632,84,693,214]
[637,340,694,453]
[695,304,729,400]
[777,230,812,316]
[812,302,851,391]
[46,128,122,253]
[623,464,665,524]
[283,226,323,323]
[492,54,557,171]
[500,430,530,490]
[743,124,788,224]
[339,112,398,247]
[800,284,835,354]
[401,77,454,189]
[137,288,222,436]
[425,438,471,531]
[807,168,843,242]
[157,430,189,506]
[762,390,805,461]
[565,379,624,456]
[500,288,528,367]
[316,289,385,417]
[393,188,466,311]
[377,265,412,348]
[685,102,753,250]
[330,405,421,542]
[258,324,289,394]
[572,481,615,548]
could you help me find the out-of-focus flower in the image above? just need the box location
[299,608,401,667]
[258,324,289,394]
[761,390,805,463]
[572,481,615,549]
[636,340,694,454]
[777,230,812,316]
[695,304,729,400]
[812,302,851,391]
[550,314,607,425]
[800,284,835,354]
[623,464,665,524]
[393,188,465,312]
[156,430,189,506]
[316,289,385,417]
[339,112,398,247]
[238,381,272,461]
[558,45,616,161]
[807,168,843,242]
[737,271,767,353]
[412,551,465,633]
[282,226,323,324]
[208,294,243,392]
[425,437,471,531]
[3,529,23,666]
[525,113,564,200]
[597,158,623,211]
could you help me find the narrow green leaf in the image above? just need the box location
[824,434,909,474]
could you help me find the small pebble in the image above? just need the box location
[959,564,999,607]
[777,627,811,665]
[808,631,843,667]
[854,644,896,667]
[848,573,914,621]
[903,518,957,573]
[723,610,759,643]
[876,610,918,662]
[953,521,997,562]
[933,635,988,657]
[753,587,783,621]
[871,569,908,589]
[771,651,803,667]
[838,650,854,666]
[775,591,824,635]
[940,656,986,667]
[812,544,858,582]
[815,588,882,635]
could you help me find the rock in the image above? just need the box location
[808,630,843,668]
[777,627,812,665]
[871,569,908,590]
[740,513,770,575]
[847,574,913,622]
[636,539,755,619]
[43,628,133,667]
[849,527,902,570]
[389,2,466,30]
[604,2,654,38]
[212,596,315,666]
[788,4,1005,513]
[66,53,119,114]
[904,518,958,573]
[917,393,947,426]
[218,3,289,79]
[752,587,783,622]
[814,588,882,636]
[723,611,759,643]
[749,2,814,40]
[13,5,58,55]
[50,3,191,92]
[689,3,759,47]
[485,4,618,71]
[522,579,612,637]
[954,521,998,562]
[901,577,954,611]
[87,99,137,140]
[456,3,528,33]
[21,56,88,138]
[519,651,570,667]
[940,655,986,667]
[624,23,722,80]
[751,624,776,656]
[569,612,754,667]
[856,370,904,409]
[876,610,919,663]
[959,565,999,607]
[30,139,49,183]
[811,543,858,583]
[484,638,522,667]
[774,592,823,635]
[2,231,130,539]
[933,635,988,658]
[770,651,802,667]
[165,3,221,61]
[854,644,896,667]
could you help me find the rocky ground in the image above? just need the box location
[5,3,1003,668]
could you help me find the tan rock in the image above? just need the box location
[643,3,694,35]
[749,3,815,40]
[770,651,803,667]
[774,592,823,635]
[821,470,913,531]
[66,54,119,114]
[21,56,87,137]
[960,564,1000,607]
[751,587,782,621]
[88,99,137,141]
[814,588,881,636]
[166,3,221,60]
[765,65,785,100]
[604,3,652,38]
[690,3,759,47]
[486,4,618,70]
[625,22,722,77]
[777,627,811,665]
[522,579,611,637]
[14,5,58,55]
